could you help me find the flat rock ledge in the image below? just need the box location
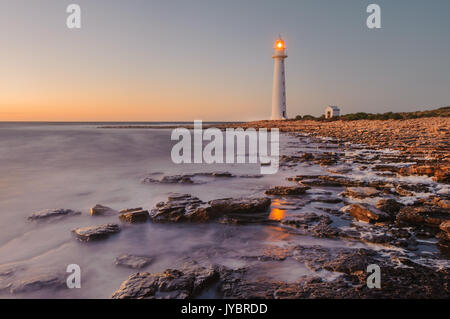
[110,266,219,299]
[341,187,380,199]
[72,223,121,242]
[5,273,67,294]
[150,194,271,223]
[396,206,450,228]
[265,186,310,196]
[28,209,81,221]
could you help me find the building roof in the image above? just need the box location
[327,106,340,110]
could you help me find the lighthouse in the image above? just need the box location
[270,37,288,120]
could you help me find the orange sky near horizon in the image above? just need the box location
[2,1,449,122]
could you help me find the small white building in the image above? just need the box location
[325,106,340,119]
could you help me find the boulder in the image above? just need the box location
[28,209,81,221]
[119,209,150,223]
[110,267,219,299]
[341,203,391,223]
[90,204,116,216]
[150,194,204,222]
[72,223,121,242]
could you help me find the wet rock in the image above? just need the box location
[280,213,323,228]
[376,199,404,216]
[150,194,204,222]
[219,268,281,299]
[312,196,342,204]
[342,187,380,199]
[150,195,270,223]
[265,186,310,196]
[317,207,343,216]
[238,174,263,179]
[119,209,150,223]
[373,164,401,173]
[119,207,143,214]
[398,183,431,194]
[90,204,116,216]
[433,166,450,183]
[9,274,66,294]
[388,227,411,239]
[28,209,81,221]
[72,223,121,242]
[321,249,378,274]
[299,175,366,187]
[205,197,271,224]
[114,254,154,269]
[288,245,450,298]
[242,246,293,261]
[396,206,450,227]
[311,223,341,238]
[327,167,353,174]
[313,152,340,166]
[399,165,434,177]
[438,200,450,209]
[215,241,450,298]
[110,266,219,299]
[341,204,391,223]
[286,175,321,182]
[395,186,414,197]
[301,153,314,161]
[142,172,240,185]
[439,220,450,241]
[196,171,234,178]
[142,174,195,184]
[400,164,449,183]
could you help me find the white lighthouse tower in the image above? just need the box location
[271,37,288,120]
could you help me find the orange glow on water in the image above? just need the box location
[269,208,286,221]
[269,199,286,221]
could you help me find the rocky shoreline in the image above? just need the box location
[2,118,449,298]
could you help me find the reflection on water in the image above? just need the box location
[268,199,287,221]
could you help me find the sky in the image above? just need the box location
[1,0,449,121]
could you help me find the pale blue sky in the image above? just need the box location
[1,0,449,121]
